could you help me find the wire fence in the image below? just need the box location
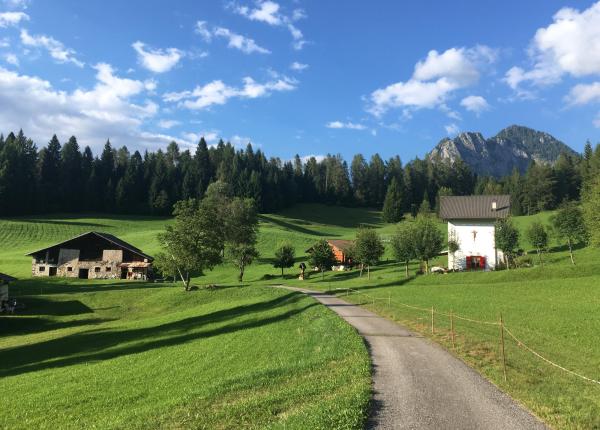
[334,287,600,387]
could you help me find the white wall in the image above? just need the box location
[448,220,503,271]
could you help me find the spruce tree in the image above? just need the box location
[382,178,404,223]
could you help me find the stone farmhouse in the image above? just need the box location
[439,195,511,271]
[27,232,154,280]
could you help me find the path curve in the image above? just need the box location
[278,287,547,430]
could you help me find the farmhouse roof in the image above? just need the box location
[0,272,16,282]
[305,239,354,253]
[439,195,511,220]
[327,239,354,250]
[26,231,154,261]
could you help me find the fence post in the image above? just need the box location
[450,310,455,349]
[388,293,391,307]
[431,306,435,334]
[500,313,507,382]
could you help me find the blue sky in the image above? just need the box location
[1,0,600,161]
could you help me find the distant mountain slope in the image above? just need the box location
[428,125,578,177]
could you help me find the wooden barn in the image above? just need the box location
[326,239,354,265]
[27,232,154,280]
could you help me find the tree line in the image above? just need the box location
[1,129,600,217]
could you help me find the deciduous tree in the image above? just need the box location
[413,215,444,274]
[551,202,587,264]
[391,222,416,277]
[526,221,549,266]
[354,227,385,279]
[494,218,520,269]
[308,240,337,280]
[273,242,295,277]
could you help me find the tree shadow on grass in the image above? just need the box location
[0,292,314,378]
[11,280,168,297]
[275,205,383,229]
[0,317,113,336]
[259,215,337,237]
[323,276,417,295]
[17,297,94,316]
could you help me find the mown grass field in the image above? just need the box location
[0,280,370,429]
[1,204,599,429]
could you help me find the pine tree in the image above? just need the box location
[38,135,62,212]
[61,136,82,212]
[382,178,404,223]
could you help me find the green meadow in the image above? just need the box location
[1,204,599,429]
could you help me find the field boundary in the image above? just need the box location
[335,287,600,387]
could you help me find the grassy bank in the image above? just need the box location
[0,280,370,429]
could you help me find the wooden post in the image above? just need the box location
[431,306,435,334]
[500,313,507,382]
[450,310,455,349]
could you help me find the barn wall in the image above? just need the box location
[448,220,503,271]
[102,249,123,262]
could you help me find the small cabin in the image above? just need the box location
[439,195,510,271]
[27,232,153,280]
[305,239,354,266]
[326,240,354,265]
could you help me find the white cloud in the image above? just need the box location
[237,0,282,25]
[196,23,269,54]
[505,2,600,91]
[2,0,29,9]
[369,45,495,116]
[182,131,219,145]
[460,95,490,114]
[445,123,460,135]
[300,154,325,163]
[0,64,167,151]
[132,41,184,73]
[157,119,181,129]
[232,1,307,50]
[0,11,28,27]
[230,134,253,147]
[214,26,270,54]
[164,75,296,110]
[565,82,600,105]
[195,21,213,42]
[4,52,18,66]
[326,120,367,130]
[292,9,306,21]
[413,48,481,86]
[20,29,84,67]
[290,61,308,71]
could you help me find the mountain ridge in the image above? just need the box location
[427,125,578,177]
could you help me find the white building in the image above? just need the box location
[439,195,511,271]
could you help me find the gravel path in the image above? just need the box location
[278,287,547,430]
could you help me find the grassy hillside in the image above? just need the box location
[1,281,370,429]
[1,204,599,429]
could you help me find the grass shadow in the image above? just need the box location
[0,291,313,377]
[10,280,169,297]
[17,297,94,316]
[0,317,113,336]
[259,214,337,237]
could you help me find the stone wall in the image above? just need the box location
[32,248,124,279]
